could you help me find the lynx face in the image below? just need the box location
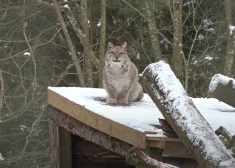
[105,42,129,68]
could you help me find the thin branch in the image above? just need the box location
[52,0,86,87]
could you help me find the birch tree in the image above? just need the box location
[169,0,185,84]
[145,0,162,62]
[99,0,106,88]
[223,0,235,77]
[80,0,93,87]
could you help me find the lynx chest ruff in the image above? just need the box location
[105,64,131,94]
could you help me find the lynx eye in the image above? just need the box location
[109,51,114,54]
[120,52,125,55]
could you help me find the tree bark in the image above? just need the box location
[52,0,86,87]
[223,0,235,77]
[170,0,185,84]
[139,61,235,168]
[63,7,100,69]
[145,0,162,62]
[98,0,106,88]
[0,68,4,113]
[80,0,93,87]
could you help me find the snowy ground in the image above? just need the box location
[48,87,235,137]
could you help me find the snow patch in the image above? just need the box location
[209,74,235,92]
[0,153,4,161]
[183,0,196,7]
[203,19,212,27]
[23,52,30,56]
[20,124,28,132]
[198,34,204,43]
[63,4,70,9]
[229,25,235,35]
[160,38,171,44]
[204,55,213,61]
[97,20,101,27]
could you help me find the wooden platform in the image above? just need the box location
[47,87,235,158]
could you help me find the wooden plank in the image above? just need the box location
[162,141,192,159]
[60,127,72,168]
[46,106,132,156]
[49,119,60,168]
[47,89,147,149]
[146,136,181,142]
[147,140,165,149]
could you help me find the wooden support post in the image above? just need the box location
[49,115,72,168]
[60,127,72,168]
[49,119,60,168]
[139,61,235,168]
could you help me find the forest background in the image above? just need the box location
[0,0,235,167]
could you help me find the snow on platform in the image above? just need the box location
[48,87,235,138]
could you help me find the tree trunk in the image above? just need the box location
[170,0,185,84]
[139,61,235,168]
[63,7,100,69]
[80,0,93,87]
[145,0,161,62]
[223,0,235,77]
[99,0,106,88]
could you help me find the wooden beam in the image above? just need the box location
[162,142,192,159]
[147,140,165,148]
[46,106,132,156]
[146,136,180,142]
[47,89,147,149]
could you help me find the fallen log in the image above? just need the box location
[208,74,235,108]
[139,60,235,168]
[126,147,179,168]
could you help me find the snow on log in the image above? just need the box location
[139,61,235,168]
[209,74,235,108]
[126,147,179,168]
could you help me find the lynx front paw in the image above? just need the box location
[106,98,117,104]
[117,98,128,104]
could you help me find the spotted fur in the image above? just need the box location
[103,42,144,105]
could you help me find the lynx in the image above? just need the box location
[103,42,144,104]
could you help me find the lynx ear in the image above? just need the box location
[121,42,127,51]
[108,42,114,49]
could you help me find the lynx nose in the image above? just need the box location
[114,55,119,59]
